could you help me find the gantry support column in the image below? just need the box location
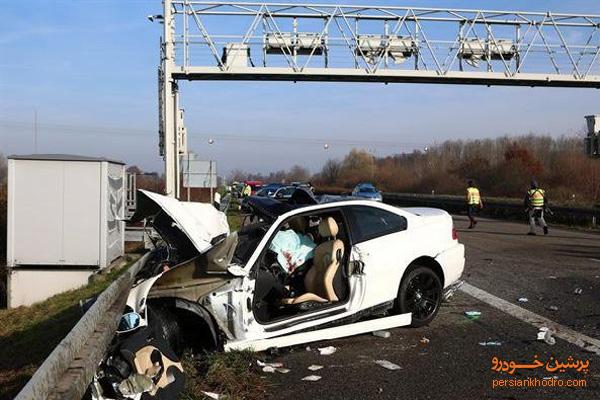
[162,0,180,198]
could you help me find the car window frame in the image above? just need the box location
[249,206,349,276]
[343,205,407,244]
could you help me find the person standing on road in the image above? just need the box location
[466,180,483,229]
[525,180,549,235]
[242,183,251,197]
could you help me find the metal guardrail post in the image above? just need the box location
[15,253,149,400]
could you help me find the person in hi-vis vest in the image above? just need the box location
[525,180,549,236]
[466,180,483,229]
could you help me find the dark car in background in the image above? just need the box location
[352,182,383,201]
[256,183,286,197]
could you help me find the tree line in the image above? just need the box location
[230,135,598,205]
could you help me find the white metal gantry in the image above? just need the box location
[159,1,600,197]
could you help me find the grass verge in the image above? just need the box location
[181,351,268,400]
[0,254,140,400]
[226,200,242,232]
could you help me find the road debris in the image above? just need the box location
[202,391,221,399]
[372,330,391,338]
[537,327,556,345]
[374,360,402,370]
[302,375,322,381]
[464,311,482,320]
[546,305,559,311]
[479,341,502,346]
[308,365,323,371]
[548,275,557,279]
[117,373,155,396]
[419,337,430,346]
[583,345,600,355]
[276,368,291,374]
[518,297,528,303]
[262,366,276,373]
[442,280,464,301]
[257,360,284,368]
[318,346,337,355]
[574,287,583,295]
[305,346,311,351]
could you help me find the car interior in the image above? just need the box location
[252,210,351,324]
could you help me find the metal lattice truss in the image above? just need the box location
[164,1,600,87]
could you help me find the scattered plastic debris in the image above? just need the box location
[442,280,464,301]
[318,346,337,355]
[479,341,502,346]
[305,346,311,352]
[308,365,323,371]
[276,368,291,374]
[202,391,221,400]
[257,360,284,368]
[373,330,391,338]
[464,311,482,320]
[574,287,583,295]
[118,373,155,396]
[548,275,557,279]
[374,360,402,370]
[302,375,322,381]
[537,327,556,345]
[546,305,559,311]
[262,366,276,373]
[419,337,430,345]
[518,297,528,303]
[583,345,600,355]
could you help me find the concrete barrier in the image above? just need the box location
[15,253,149,400]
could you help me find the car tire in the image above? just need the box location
[147,306,184,358]
[396,265,442,328]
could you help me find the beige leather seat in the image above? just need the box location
[282,217,344,304]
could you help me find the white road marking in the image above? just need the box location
[589,258,600,263]
[459,282,600,356]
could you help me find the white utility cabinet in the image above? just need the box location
[6,154,126,307]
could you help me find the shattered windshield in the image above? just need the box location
[232,222,270,265]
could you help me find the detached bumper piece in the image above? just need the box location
[94,327,185,400]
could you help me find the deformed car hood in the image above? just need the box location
[130,189,229,254]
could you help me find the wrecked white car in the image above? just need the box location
[91,189,464,399]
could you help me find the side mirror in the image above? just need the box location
[117,312,142,333]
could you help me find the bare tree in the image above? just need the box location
[287,165,310,182]
[320,159,342,184]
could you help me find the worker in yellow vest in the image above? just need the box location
[466,180,483,229]
[242,183,252,197]
[525,180,548,235]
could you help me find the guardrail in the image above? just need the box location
[15,253,149,400]
[383,193,600,227]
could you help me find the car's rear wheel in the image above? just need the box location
[396,266,442,327]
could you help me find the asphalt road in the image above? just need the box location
[264,216,600,399]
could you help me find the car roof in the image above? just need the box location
[356,182,376,188]
[245,190,375,220]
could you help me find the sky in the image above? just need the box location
[1,0,599,176]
